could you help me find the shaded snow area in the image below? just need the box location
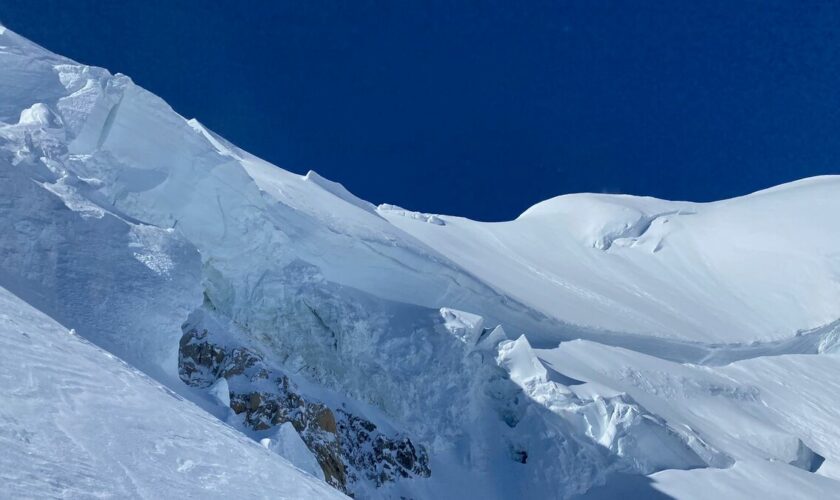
[1,25,840,499]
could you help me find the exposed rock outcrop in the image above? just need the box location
[178,312,430,495]
[337,409,431,487]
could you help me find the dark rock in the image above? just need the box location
[177,315,430,495]
[178,327,259,387]
[511,448,528,464]
[336,409,431,486]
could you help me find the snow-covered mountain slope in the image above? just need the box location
[2,24,840,499]
[383,177,840,343]
[0,285,346,500]
[540,339,840,499]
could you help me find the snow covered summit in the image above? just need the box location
[2,25,840,499]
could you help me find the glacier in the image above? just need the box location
[2,25,840,499]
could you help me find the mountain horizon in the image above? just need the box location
[2,24,840,500]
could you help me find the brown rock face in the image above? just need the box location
[248,393,261,411]
[227,389,347,488]
[178,317,429,495]
[180,326,349,491]
[315,407,338,434]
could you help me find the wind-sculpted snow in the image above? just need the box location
[2,25,840,499]
[0,286,347,499]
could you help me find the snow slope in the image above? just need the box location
[2,24,840,499]
[541,340,840,499]
[0,285,346,499]
[383,178,840,343]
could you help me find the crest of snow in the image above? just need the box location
[261,422,326,481]
[514,193,699,252]
[208,377,230,407]
[18,102,58,127]
[497,335,548,385]
[439,307,484,344]
[497,337,715,474]
[378,204,445,225]
[475,324,510,350]
[304,170,379,215]
[187,118,239,158]
[537,340,840,482]
[816,321,840,354]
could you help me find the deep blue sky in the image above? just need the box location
[3,1,840,220]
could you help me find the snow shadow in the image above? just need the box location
[571,473,675,500]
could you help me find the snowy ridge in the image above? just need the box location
[386,180,840,342]
[1,25,840,499]
[377,203,445,225]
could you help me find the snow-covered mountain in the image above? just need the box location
[2,25,840,499]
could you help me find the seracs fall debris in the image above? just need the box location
[2,26,840,499]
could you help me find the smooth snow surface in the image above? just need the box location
[2,25,840,499]
[385,181,840,343]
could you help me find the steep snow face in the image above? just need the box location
[3,25,840,500]
[0,285,346,500]
[0,157,202,380]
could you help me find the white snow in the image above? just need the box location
[0,285,345,499]
[18,102,58,127]
[208,377,231,407]
[261,422,327,481]
[385,181,840,343]
[1,23,840,500]
[497,335,548,385]
[378,203,445,225]
[540,339,840,498]
[440,307,485,345]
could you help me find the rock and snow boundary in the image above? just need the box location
[1,25,840,500]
